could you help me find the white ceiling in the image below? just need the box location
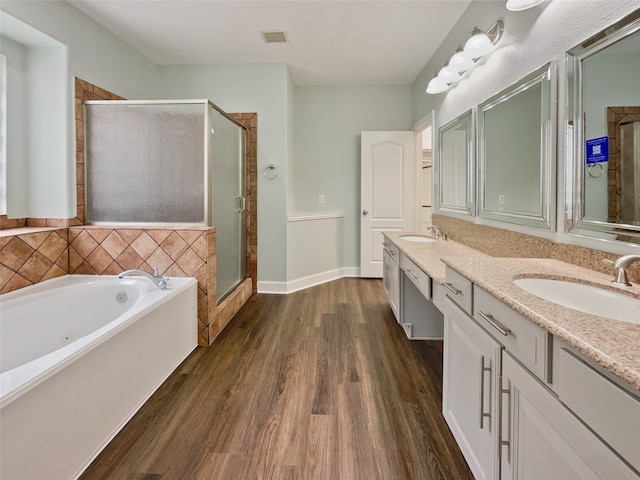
[69,0,472,86]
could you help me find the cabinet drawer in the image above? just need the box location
[442,267,473,315]
[557,346,640,472]
[400,254,430,300]
[473,286,549,381]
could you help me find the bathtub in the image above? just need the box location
[0,274,198,480]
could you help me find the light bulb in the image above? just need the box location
[463,29,494,59]
[506,0,546,11]
[426,76,449,94]
[449,50,474,73]
[438,65,461,84]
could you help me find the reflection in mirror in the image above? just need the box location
[567,10,640,244]
[478,63,555,230]
[436,110,474,217]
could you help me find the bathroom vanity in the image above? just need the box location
[381,232,640,479]
[382,233,481,340]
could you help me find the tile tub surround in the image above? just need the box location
[0,228,69,293]
[432,214,640,284]
[68,226,247,346]
[444,256,640,391]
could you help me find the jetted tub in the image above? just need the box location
[0,274,198,480]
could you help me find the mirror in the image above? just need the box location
[436,110,474,217]
[478,63,555,230]
[567,10,640,244]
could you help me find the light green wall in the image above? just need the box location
[1,35,28,217]
[1,1,160,218]
[293,85,412,268]
[158,63,291,283]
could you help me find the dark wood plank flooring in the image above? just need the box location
[80,278,473,479]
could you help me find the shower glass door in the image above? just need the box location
[209,106,247,302]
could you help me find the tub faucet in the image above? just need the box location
[118,267,168,289]
[607,254,640,286]
[426,224,446,240]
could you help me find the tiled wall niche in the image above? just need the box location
[433,214,640,284]
[0,79,257,346]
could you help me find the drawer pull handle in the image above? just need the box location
[499,375,511,463]
[478,311,511,336]
[441,282,461,295]
[479,355,492,429]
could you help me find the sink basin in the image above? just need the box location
[514,278,640,324]
[399,235,437,243]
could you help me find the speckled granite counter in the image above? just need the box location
[383,232,640,391]
[382,232,488,283]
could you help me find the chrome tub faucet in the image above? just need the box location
[118,267,168,289]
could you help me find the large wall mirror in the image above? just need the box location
[478,63,556,230]
[436,110,474,217]
[567,10,640,244]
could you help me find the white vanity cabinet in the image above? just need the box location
[442,266,640,480]
[443,296,501,480]
[500,351,638,480]
[382,239,400,321]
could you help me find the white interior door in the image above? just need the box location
[360,131,414,278]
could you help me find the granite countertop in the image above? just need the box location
[443,257,640,391]
[383,232,640,391]
[382,231,488,283]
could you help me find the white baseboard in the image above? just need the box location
[257,267,362,294]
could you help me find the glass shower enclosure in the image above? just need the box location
[84,100,246,302]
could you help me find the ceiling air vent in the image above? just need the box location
[261,29,289,43]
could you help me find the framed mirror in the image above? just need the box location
[435,110,474,217]
[478,63,556,230]
[567,10,640,244]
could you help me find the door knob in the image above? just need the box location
[362,210,369,215]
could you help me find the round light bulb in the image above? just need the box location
[426,76,449,94]
[506,0,546,11]
[438,65,460,84]
[463,30,494,59]
[449,50,474,73]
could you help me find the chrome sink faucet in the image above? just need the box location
[426,224,446,240]
[118,267,168,289]
[607,255,640,286]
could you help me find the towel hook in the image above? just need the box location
[264,164,278,180]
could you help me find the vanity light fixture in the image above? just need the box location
[506,0,547,11]
[426,20,504,95]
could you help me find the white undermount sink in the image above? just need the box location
[514,277,640,324]
[399,235,437,243]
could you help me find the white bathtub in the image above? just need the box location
[0,274,198,480]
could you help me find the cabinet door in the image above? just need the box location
[383,249,400,321]
[500,353,638,480]
[443,299,501,480]
[389,255,400,321]
[383,249,391,296]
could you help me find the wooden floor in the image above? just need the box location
[80,278,473,479]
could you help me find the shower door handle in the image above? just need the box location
[238,197,246,212]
